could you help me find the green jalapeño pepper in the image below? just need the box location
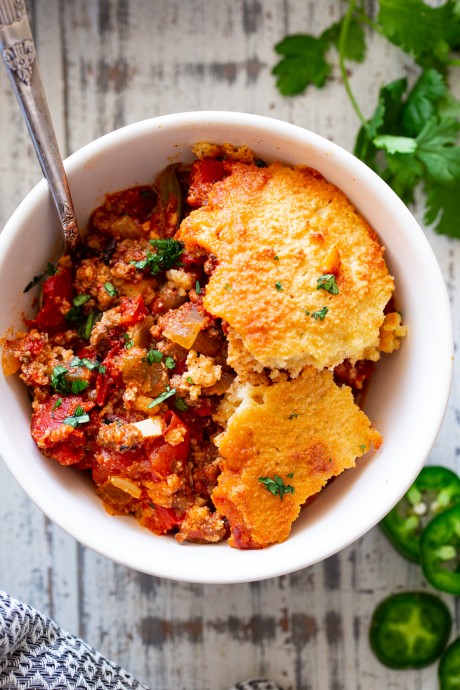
[421,502,460,594]
[439,637,460,690]
[369,592,451,669]
[380,466,460,562]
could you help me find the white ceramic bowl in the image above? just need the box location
[0,112,453,583]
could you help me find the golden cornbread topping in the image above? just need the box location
[3,144,405,549]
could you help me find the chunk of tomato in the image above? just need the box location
[29,267,74,333]
[187,159,226,208]
[145,411,190,478]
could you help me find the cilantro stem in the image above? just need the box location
[447,59,460,66]
[354,9,383,37]
[338,0,366,127]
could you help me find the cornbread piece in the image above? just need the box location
[212,367,382,549]
[179,162,394,373]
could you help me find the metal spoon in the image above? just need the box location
[0,0,79,252]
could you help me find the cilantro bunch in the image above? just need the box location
[272,0,460,237]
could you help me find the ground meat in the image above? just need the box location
[97,422,143,451]
[175,505,227,544]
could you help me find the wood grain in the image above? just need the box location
[0,2,458,689]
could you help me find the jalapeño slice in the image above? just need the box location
[439,637,460,690]
[369,592,452,669]
[421,502,460,595]
[380,466,460,562]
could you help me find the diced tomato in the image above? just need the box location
[49,438,86,466]
[96,343,122,406]
[156,506,182,531]
[91,446,147,485]
[76,344,97,360]
[29,267,74,333]
[31,395,94,464]
[119,295,148,326]
[187,159,226,208]
[140,504,183,535]
[145,412,190,477]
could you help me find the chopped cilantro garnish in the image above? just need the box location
[79,310,101,340]
[164,356,176,370]
[73,294,91,307]
[70,380,89,394]
[311,306,329,321]
[360,444,367,452]
[174,398,189,411]
[275,281,283,291]
[147,386,176,409]
[63,405,90,428]
[50,366,68,393]
[104,282,118,297]
[186,376,194,384]
[258,475,295,500]
[123,333,134,349]
[274,255,280,261]
[52,398,63,411]
[286,472,294,478]
[224,283,233,293]
[303,309,310,316]
[50,365,89,395]
[131,238,184,275]
[70,356,105,374]
[288,413,298,419]
[145,349,163,365]
[317,274,339,294]
[23,263,58,293]
[195,280,201,294]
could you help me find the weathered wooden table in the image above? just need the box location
[1,2,458,689]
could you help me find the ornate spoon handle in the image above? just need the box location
[0,0,79,252]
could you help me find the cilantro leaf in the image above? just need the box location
[416,118,460,185]
[144,349,163,365]
[317,274,339,294]
[402,69,449,137]
[258,475,295,500]
[272,34,331,96]
[63,405,90,428]
[174,398,188,411]
[321,17,367,64]
[311,306,328,321]
[132,238,184,275]
[424,184,460,237]
[378,0,460,68]
[373,135,417,155]
[147,386,176,409]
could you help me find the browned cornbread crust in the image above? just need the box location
[212,367,382,549]
[179,162,394,373]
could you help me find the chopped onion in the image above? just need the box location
[109,476,142,499]
[132,417,163,438]
[131,315,154,348]
[2,343,21,376]
[192,331,220,356]
[205,371,235,396]
[163,307,207,349]
[110,214,144,239]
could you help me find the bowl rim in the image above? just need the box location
[0,111,453,583]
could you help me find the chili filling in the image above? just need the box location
[3,146,403,547]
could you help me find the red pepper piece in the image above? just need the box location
[29,267,74,334]
[187,159,226,208]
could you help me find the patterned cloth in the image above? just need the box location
[0,590,283,690]
[0,591,148,690]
